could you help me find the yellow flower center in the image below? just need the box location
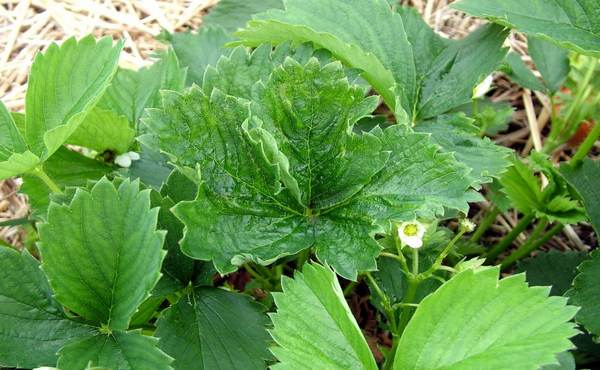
[403,223,418,236]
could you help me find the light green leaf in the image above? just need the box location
[529,36,570,93]
[235,0,415,113]
[569,249,600,337]
[516,250,588,296]
[560,158,600,234]
[452,0,600,57]
[58,330,173,370]
[417,24,508,119]
[0,101,40,179]
[155,287,272,370]
[500,157,544,215]
[25,35,123,159]
[452,99,514,136]
[270,263,377,370]
[38,178,166,330]
[67,108,135,154]
[20,147,112,215]
[0,248,92,369]
[98,49,186,125]
[415,114,512,187]
[161,27,233,86]
[394,267,578,370]
[542,351,576,370]
[203,0,283,32]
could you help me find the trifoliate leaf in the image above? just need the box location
[0,248,92,368]
[57,330,173,370]
[415,114,512,187]
[20,147,112,216]
[560,158,600,234]
[67,108,135,154]
[0,100,40,179]
[155,287,272,370]
[203,0,283,32]
[569,250,600,337]
[25,36,122,159]
[517,251,588,296]
[393,267,578,370]
[270,263,378,370]
[98,49,186,126]
[452,0,600,57]
[38,178,166,330]
[161,27,233,86]
[529,36,570,93]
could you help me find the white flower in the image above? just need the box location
[114,151,141,168]
[473,74,494,99]
[398,221,426,249]
[459,218,476,233]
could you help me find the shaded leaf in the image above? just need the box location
[529,36,570,93]
[569,249,600,337]
[203,0,283,32]
[560,158,600,234]
[516,250,588,296]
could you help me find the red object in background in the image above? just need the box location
[567,120,595,147]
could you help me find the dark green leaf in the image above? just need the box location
[502,52,547,92]
[516,250,588,296]
[569,249,600,337]
[203,0,283,32]
[529,36,570,93]
[560,158,600,234]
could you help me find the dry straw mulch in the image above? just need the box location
[0,0,571,250]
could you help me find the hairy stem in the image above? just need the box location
[31,166,63,194]
[486,213,535,262]
[471,206,500,243]
[501,221,562,269]
[571,121,600,165]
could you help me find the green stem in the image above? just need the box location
[486,214,535,262]
[412,248,419,275]
[396,277,419,335]
[244,263,272,289]
[571,120,600,165]
[31,166,63,194]
[501,222,562,269]
[380,252,410,274]
[365,272,397,333]
[421,229,466,279]
[393,235,410,273]
[471,206,500,243]
[343,280,358,297]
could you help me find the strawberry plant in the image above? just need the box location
[0,0,599,369]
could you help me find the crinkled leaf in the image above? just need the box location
[235,0,415,113]
[123,135,173,190]
[67,108,135,154]
[393,267,578,370]
[203,0,283,32]
[569,250,600,337]
[529,36,570,93]
[500,157,545,215]
[20,147,112,215]
[452,99,514,135]
[270,263,377,370]
[415,113,512,187]
[560,158,600,234]
[0,248,92,368]
[155,287,272,370]
[58,330,172,370]
[39,178,165,330]
[161,27,233,86]
[452,0,600,57]
[517,250,588,296]
[98,49,186,126]
[25,36,122,159]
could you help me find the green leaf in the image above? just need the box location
[453,99,514,135]
[500,157,544,215]
[529,36,570,93]
[270,263,377,370]
[20,147,112,215]
[560,158,600,234]
[452,0,600,57]
[417,24,508,119]
[235,0,415,113]
[38,178,166,330]
[516,250,588,296]
[161,27,233,86]
[502,52,547,92]
[25,35,123,159]
[203,0,283,32]
[0,101,39,179]
[98,49,186,126]
[415,114,512,187]
[542,351,576,370]
[569,249,600,337]
[124,135,173,190]
[155,287,272,370]
[393,267,578,370]
[0,247,92,368]
[58,330,172,369]
[67,108,135,154]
